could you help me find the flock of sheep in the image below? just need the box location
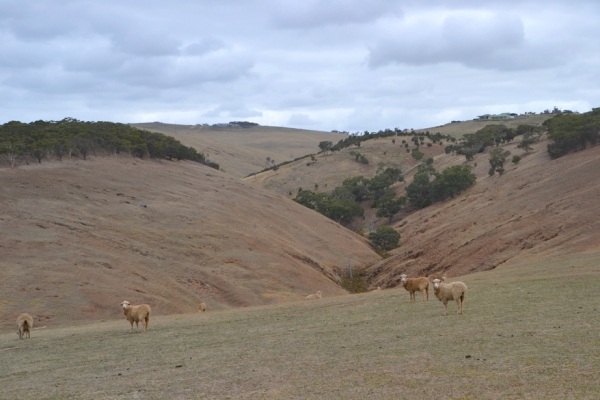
[304,272,467,316]
[399,273,468,315]
[14,273,466,339]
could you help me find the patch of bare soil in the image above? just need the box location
[0,157,379,329]
[367,136,600,287]
[130,123,347,178]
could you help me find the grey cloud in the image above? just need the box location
[272,0,401,28]
[288,113,318,127]
[182,38,227,56]
[368,12,560,71]
[203,104,263,119]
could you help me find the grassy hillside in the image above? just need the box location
[366,133,600,287]
[130,123,347,178]
[416,114,552,138]
[2,252,598,399]
[245,135,445,199]
[0,157,379,330]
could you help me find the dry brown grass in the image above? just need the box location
[245,137,444,198]
[416,114,552,138]
[2,251,598,399]
[130,123,346,178]
[0,157,379,330]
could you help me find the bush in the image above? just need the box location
[368,226,400,251]
[512,155,521,164]
[340,270,368,293]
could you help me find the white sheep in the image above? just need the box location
[428,273,447,283]
[198,303,207,312]
[399,274,429,302]
[305,290,322,300]
[16,313,33,339]
[120,301,151,332]
[432,279,467,315]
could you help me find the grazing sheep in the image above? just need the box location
[428,273,447,283]
[16,313,33,340]
[305,290,322,300]
[399,274,429,302]
[198,303,207,312]
[432,279,467,315]
[120,301,151,333]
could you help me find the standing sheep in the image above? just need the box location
[198,303,207,312]
[16,313,33,339]
[305,290,322,300]
[399,274,429,302]
[432,279,467,315]
[120,301,151,333]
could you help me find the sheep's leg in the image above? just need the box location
[135,320,140,332]
[443,300,448,315]
[456,298,463,314]
[129,321,134,333]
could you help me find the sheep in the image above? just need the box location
[198,303,207,312]
[428,273,447,283]
[16,313,33,340]
[432,279,467,315]
[305,290,322,300]
[120,301,151,333]
[399,274,429,302]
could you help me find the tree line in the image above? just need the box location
[0,118,218,169]
[544,107,600,158]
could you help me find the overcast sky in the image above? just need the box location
[1,0,599,131]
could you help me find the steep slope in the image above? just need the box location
[0,158,379,329]
[367,136,600,287]
[246,136,445,198]
[130,123,347,178]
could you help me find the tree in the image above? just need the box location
[376,193,406,221]
[411,148,425,161]
[368,226,400,251]
[489,148,511,175]
[318,141,333,154]
[405,166,436,208]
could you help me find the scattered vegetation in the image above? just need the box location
[0,118,218,169]
[293,168,404,225]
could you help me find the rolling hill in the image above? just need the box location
[130,122,347,178]
[0,157,379,330]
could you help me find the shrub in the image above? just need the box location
[512,155,521,164]
[368,226,400,251]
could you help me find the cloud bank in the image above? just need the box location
[0,1,599,131]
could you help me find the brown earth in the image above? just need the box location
[366,135,600,288]
[0,157,380,330]
[130,122,347,178]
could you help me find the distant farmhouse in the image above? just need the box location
[476,113,518,120]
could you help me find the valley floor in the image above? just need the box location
[1,251,599,399]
